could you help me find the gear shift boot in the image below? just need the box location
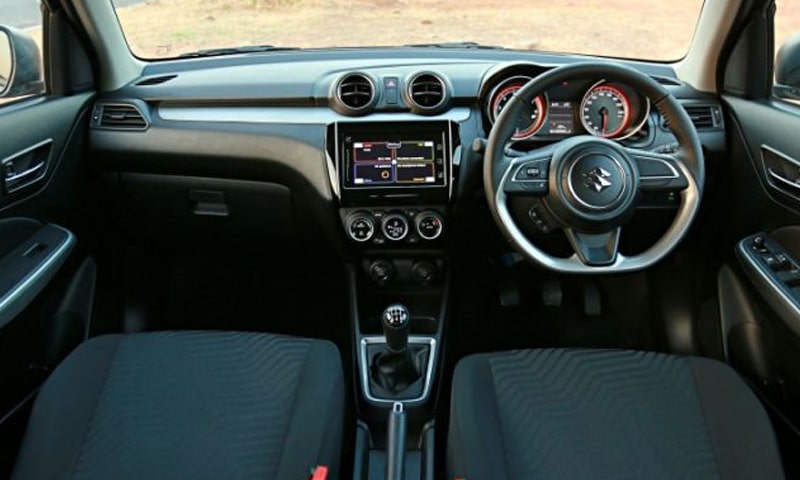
[367,343,430,400]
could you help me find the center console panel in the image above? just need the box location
[329,120,456,479]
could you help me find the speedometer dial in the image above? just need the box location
[488,76,547,141]
[580,83,631,138]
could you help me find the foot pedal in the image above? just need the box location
[498,281,520,307]
[583,280,602,316]
[542,280,563,307]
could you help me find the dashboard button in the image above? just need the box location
[382,213,410,241]
[346,212,376,242]
[415,211,444,241]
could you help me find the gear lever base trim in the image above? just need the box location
[359,336,437,405]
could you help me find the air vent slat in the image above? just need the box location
[408,73,447,112]
[336,73,375,113]
[661,104,720,131]
[684,105,715,129]
[94,104,148,130]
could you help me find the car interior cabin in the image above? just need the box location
[0,0,799,478]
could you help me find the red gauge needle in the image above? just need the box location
[599,106,608,135]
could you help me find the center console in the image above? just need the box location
[329,120,457,479]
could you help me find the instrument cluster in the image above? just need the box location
[483,71,651,142]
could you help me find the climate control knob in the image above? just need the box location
[381,213,409,241]
[346,212,376,243]
[415,211,444,241]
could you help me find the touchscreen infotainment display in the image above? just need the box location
[351,140,436,186]
[338,121,451,190]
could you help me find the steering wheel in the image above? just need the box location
[484,63,704,274]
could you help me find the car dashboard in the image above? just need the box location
[89,49,725,255]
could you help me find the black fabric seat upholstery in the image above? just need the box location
[448,349,784,480]
[12,331,344,480]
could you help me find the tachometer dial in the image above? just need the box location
[580,83,631,138]
[488,76,547,140]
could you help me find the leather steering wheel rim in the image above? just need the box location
[484,62,705,274]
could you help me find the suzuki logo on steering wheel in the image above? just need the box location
[582,167,613,193]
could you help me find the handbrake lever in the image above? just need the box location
[386,402,407,480]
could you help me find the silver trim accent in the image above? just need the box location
[381,213,410,241]
[346,213,376,243]
[566,153,626,211]
[510,158,549,183]
[1,139,52,194]
[579,80,651,141]
[761,144,800,197]
[0,225,76,328]
[359,336,437,405]
[737,239,800,338]
[767,169,800,191]
[494,156,700,273]
[485,75,549,141]
[636,153,681,180]
[334,72,377,114]
[406,71,448,112]
[157,106,471,125]
[337,121,453,193]
[94,102,149,131]
[414,211,444,241]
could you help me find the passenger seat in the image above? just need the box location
[11,331,344,480]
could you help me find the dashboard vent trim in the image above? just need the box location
[684,105,717,129]
[335,73,377,114]
[407,72,449,113]
[135,75,178,86]
[661,103,722,131]
[92,103,149,130]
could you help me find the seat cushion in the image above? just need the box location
[12,331,344,480]
[448,349,784,480]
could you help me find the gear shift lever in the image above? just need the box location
[370,303,424,396]
[382,304,410,353]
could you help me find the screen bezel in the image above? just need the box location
[336,121,453,192]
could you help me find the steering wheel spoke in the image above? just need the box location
[627,148,690,192]
[502,155,551,196]
[500,144,556,197]
[564,228,621,266]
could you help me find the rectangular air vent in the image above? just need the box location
[661,104,722,131]
[684,104,722,130]
[91,104,148,130]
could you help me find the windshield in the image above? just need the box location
[111,0,704,61]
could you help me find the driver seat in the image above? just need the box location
[448,349,784,479]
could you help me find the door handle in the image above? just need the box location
[767,167,800,192]
[1,140,52,194]
[4,161,45,191]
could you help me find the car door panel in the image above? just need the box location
[722,95,800,433]
[0,94,95,476]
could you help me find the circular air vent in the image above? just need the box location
[334,73,376,115]
[407,72,449,114]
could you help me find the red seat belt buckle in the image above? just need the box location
[310,465,328,480]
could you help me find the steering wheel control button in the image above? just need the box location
[506,160,550,196]
[566,153,627,211]
[528,205,553,233]
[382,213,410,241]
[415,211,444,240]
[346,212,376,242]
[513,160,549,182]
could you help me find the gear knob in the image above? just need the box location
[382,304,410,353]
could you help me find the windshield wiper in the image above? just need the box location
[404,41,505,50]
[178,45,300,58]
